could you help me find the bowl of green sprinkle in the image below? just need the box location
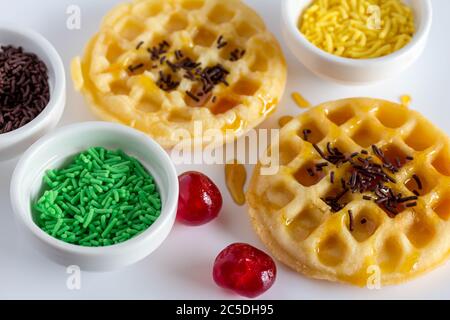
[10,122,179,271]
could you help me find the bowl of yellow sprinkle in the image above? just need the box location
[281,0,432,84]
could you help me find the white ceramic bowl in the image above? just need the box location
[10,122,179,271]
[0,25,66,161]
[281,0,432,84]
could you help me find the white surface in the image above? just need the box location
[0,0,449,300]
[281,0,432,84]
[10,122,178,271]
[0,25,66,161]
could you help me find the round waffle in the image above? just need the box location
[72,0,286,149]
[247,98,450,286]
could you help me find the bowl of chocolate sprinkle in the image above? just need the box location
[0,25,65,161]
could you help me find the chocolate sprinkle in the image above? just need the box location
[412,174,423,190]
[0,45,50,134]
[348,210,354,231]
[316,162,329,171]
[128,63,144,73]
[175,50,183,60]
[229,48,246,61]
[313,144,326,160]
[156,71,180,91]
[397,195,418,203]
[136,41,144,50]
[148,41,170,61]
[303,129,312,141]
[321,188,349,213]
[186,90,200,102]
[217,35,228,49]
[307,168,315,177]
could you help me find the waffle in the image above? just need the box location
[71,0,286,149]
[247,98,450,286]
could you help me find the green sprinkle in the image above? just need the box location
[105,156,122,164]
[90,178,103,185]
[99,148,105,161]
[113,190,120,202]
[102,218,118,238]
[47,170,57,180]
[79,232,98,243]
[149,196,161,210]
[101,215,107,229]
[44,176,55,188]
[142,184,156,193]
[51,219,64,236]
[111,173,126,179]
[33,147,161,247]
[88,186,98,200]
[67,202,81,214]
[83,209,95,229]
[87,148,102,164]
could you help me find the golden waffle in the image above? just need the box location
[72,0,286,149]
[247,98,450,286]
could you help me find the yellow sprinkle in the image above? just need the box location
[299,0,415,59]
[400,94,411,107]
[278,115,294,128]
[292,92,311,109]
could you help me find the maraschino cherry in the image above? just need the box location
[213,243,277,298]
[177,171,223,226]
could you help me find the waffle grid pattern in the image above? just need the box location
[248,98,450,285]
[72,0,286,148]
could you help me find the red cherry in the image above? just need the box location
[213,243,276,298]
[177,171,223,226]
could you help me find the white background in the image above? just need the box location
[0,0,449,299]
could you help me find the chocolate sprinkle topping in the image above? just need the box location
[186,90,200,102]
[217,35,228,49]
[412,174,423,190]
[303,129,312,141]
[316,162,329,171]
[309,136,420,217]
[348,210,354,232]
[129,39,247,103]
[136,41,144,50]
[128,63,144,73]
[229,48,246,61]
